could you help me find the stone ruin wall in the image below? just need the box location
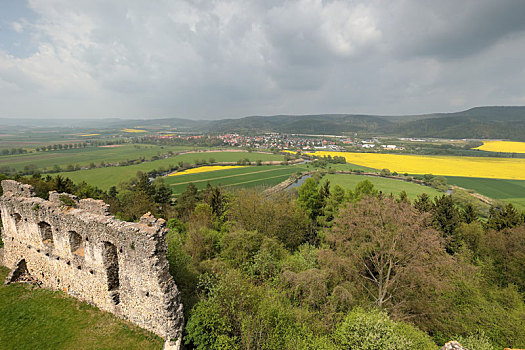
[0,180,183,346]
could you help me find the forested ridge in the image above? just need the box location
[4,173,525,349]
[11,106,525,140]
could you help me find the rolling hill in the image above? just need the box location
[10,106,525,140]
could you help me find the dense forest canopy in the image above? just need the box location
[2,172,525,349]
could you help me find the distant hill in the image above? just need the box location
[196,106,525,139]
[7,106,525,140]
[203,114,392,134]
[104,117,207,129]
[393,106,525,140]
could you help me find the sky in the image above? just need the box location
[1,0,525,120]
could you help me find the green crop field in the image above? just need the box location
[56,151,286,189]
[166,165,307,195]
[0,144,199,172]
[323,174,443,200]
[0,266,162,350]
[446,176,525,210]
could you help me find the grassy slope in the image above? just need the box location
[446,176,525,210]
[0,145,196,171]
[167,165,307,195]
[324,174,442,200]
[57,152,285,189]
[0,266,162,350]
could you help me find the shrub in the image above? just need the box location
[333,308,437,350]
[380,168,391,176]
[58,194,77,207]
[185,299,239,350]
[455,331,495,350]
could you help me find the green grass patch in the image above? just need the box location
[446,176,525,210]
[323,174,442,200]
[166,165,307,195]
[56,151,285,189]
[0,266,163,350]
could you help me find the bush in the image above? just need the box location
[456,331,495,350]
[58,194,77,207]
[380,168,391,176]
[333,308,437,350]
[185,299,239,350]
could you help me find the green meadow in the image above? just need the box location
[323,173,443,200]
[56,151,286,189]
[0,266,162,350]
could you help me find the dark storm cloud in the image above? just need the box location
[0,0,524,119]
[383,0,525,59]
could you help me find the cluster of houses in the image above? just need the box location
[149,132,406,152]
[214,134,407,152]
[217,133,341,150]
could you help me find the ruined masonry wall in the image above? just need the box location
[0,180,183,343]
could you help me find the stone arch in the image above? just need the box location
[38,222,54,248]
[69,231,84,256]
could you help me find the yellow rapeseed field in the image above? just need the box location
[79,133,100,136]
[169,165,245,176]
[121,128,147,133]
[474,140,525,153]
[302,151,525,180]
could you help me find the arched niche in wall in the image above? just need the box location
[102,241,120,305]
[69,231,84,256]
[38,222,54,248]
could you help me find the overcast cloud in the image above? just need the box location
[1,0,525,119]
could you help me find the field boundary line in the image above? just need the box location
[169,166,303,186]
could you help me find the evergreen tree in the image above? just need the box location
[462,203,479,224]
[414,193,433,213]
[486,203,523,231]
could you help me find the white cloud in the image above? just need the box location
[11,21,24,33]
[0,0,524,118]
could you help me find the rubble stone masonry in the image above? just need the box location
[0,180,183,347]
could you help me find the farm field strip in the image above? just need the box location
[169,165,246,176]
[169,167,304,188]
[474,140,525,153]
[169,165,307,195]
[445,176,525,199]
[445,176,525,210]
[301,151,525,180]
[171,173,297,195]
[166,166,295,185]
[221,173,295,187]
